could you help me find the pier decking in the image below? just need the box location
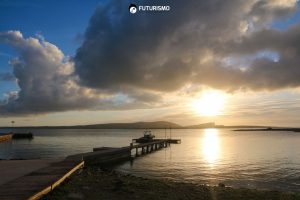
[0,138,180,200]
[0,159,84,200]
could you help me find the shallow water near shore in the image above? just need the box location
[1,128,300,192]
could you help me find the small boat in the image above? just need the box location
[12,132,33,139]
[133,130,155,143]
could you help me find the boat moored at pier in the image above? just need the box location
[132,130,155,143]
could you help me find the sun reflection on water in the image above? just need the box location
[202,129,220,165]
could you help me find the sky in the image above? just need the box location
[1,0,300,127]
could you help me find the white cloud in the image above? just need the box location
[0,31,158,115]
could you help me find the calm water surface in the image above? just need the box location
[1,128,300,192]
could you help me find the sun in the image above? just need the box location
[192,91,226,116]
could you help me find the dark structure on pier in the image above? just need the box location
[12,133,33,139]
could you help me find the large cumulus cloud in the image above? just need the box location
[0,31,157,115]
[74,0,300,92]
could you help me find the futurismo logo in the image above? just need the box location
[129,4,137,14]
[129,3,170,14]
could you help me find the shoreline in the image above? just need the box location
[41,166,300,200]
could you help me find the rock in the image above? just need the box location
[82,186,90,190]
[67,192,84,199]
[113,179,124,191]
[218,183,225,188]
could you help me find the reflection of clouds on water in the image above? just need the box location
[202,129,220,165]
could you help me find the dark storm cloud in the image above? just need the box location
[74,0,299,92]
[220,22,300,90]
[75,0,242,91]
[248,0,297,25]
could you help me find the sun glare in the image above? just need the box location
[202,129,220,165]
[193,91,226,116]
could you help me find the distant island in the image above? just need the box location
[0,121,270,129]
[234,127,300,132]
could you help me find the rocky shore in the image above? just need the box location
[41,166,300,200]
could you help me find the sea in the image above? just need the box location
[0,128,300,192]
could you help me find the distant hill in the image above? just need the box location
[0,121,271,129]
[1,121,182,129]
[184,122,216,129]
[74,121,182,129]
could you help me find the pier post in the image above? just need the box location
[136,148,138,156]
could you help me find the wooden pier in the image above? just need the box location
[130,139,181,156]
[0,159,84,200]
[12,133,33,139]
[0,132,33,143]
[0,138,181,199]
[67,146,131,166]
